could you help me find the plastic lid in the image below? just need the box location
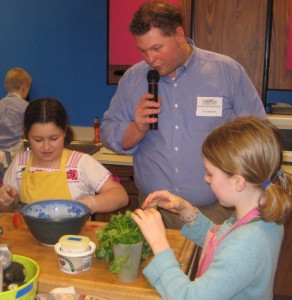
[59,235,90,252]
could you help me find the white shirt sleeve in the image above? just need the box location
[3,152,26,192]
[67,153,111,201]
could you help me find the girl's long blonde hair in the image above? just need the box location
[202,116,292,224]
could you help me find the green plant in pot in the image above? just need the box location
[95,210,152,282]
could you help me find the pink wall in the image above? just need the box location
[109,0,179,65]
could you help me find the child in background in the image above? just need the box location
[0,68,32,181]
[0,98,129,213]
[132,116,292,300]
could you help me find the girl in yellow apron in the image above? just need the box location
[20,149,72,203]
[0,98,128,213]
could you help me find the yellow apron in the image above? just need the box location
[20,149,72,203]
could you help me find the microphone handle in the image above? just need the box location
[150,122,158,130]
[149,82,158,130]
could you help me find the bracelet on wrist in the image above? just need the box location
[180,208,200,223]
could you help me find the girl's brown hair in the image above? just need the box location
[24,98,74,145]
[202,116,292,224]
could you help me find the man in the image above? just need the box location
[0,67,32,178]
[100,1,266,228]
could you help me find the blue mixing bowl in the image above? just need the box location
[21,200,90,246]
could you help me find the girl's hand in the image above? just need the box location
[0,184,18,208]
[142,190,194,215]
[131,208,170,255]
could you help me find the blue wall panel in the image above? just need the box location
[0,0,117,126]
[266,89,292,113]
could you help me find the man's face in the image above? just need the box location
[134,27,185,78]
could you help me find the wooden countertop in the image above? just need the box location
[91,147,292,169]
[283,164,292,174]
[0,213,195,299]
[92,149,133,166]
[267,114,292,130]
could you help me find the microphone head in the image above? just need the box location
[147,70,160,83]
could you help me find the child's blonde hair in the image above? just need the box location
[202,116,292,224]
[5,67,32,92]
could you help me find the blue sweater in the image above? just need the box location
[143,214,283,300]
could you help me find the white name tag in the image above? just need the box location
[196,97,223,117]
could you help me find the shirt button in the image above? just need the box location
[175,188,179,192]
[175,168,179,173]
[174,104,178,108]
[175,125,179,130]
[174,147,179,151]
[174,83,177,87]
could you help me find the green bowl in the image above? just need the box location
[0,255,40,300]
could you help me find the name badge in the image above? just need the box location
[196,97,223,117]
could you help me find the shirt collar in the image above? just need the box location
[182,38,196,70]
[8,92,23,99]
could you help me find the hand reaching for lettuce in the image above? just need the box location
[141,190,196,217]
[131,208,170,255]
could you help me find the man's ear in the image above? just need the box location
[234,175,246,192]
[175,26,185,40]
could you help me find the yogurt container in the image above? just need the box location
[54,235,96,274]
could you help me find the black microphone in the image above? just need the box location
[147,70,160,130]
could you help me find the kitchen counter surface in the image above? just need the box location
[267,114,292,130]
[72,124,291,168]
[93,148,133,166]
[91,150,292,171]
[92,149,291,172]
[0,213,195,299]
[283,164,292,174]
